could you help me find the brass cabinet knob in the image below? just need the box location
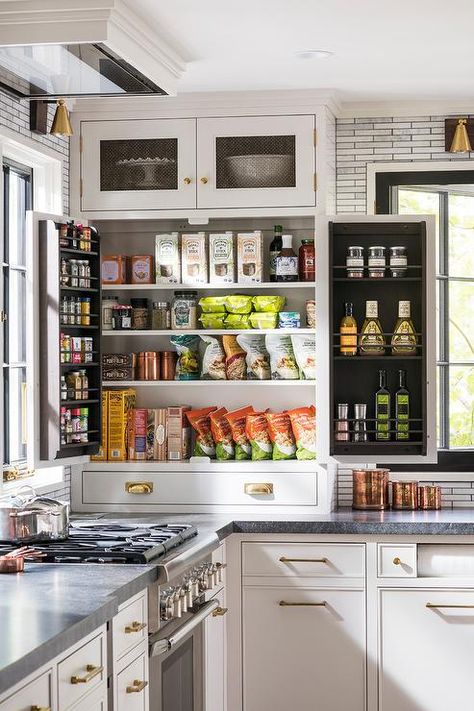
[70,664,103,684]
[31,706,51,711]
[125,620,147,633]
[125,481,153,495]
[393,557,402,566]
[244,482,273,495]
[126,679,148,694]
[200,176,208,184]
[183,177,192,185]
[212,606,228,617]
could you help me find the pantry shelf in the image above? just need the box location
[102,379,315,387]
[101,282,315,291]
[102,328,315,336]
[85,459,318,473]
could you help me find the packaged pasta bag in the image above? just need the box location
[245,411,272,461]
[200,336,226,380]
[224,405,254,460]
[222,335,246,380]
[210,407,235,461]
[265,334,299,380]
[291,334,316,380]
[266,411,297,460]
[186,406,217,458]
[237,334,271,380]
[287,406,316,460]
[170,335,200,380]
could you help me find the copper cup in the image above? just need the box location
[161,351,177,381]
[418,485,441,510]
[137,352,160,381]
[352,468,390,510]
[0,556,24,573]
[392,481,418,510]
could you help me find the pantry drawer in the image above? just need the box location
[0,669,52,711]
[82,471,317,506]
[243,542,365,578]
[418,544,474,577]
[113,590,148,662]
[58,628,106,710]
[115,648,148,711]
[378,543,417,578]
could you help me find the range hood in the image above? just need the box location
[0,0,186,99]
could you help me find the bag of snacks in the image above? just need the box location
[265,334,299,379]
[249,312,278,329]
[186,406,217,458]
[198,295,227,313]
[252,295,286,312]
[224,294,253,314]
[236,334,271,380]
[199,313,226,329]
[291,334,316,380]
[200,336,226,380]
[288,406,316,460]
[210,407,235,460]
[170,335,200,380]
[225,313,251,329]
[266,412,297,460]
[225,405,254,460]
[222,335,246,380]
[245,412,272,460]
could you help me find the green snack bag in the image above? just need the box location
[199,313,226,329]
[170,335,200,380]
[186,407,217,458]
[245,413,272,461]
[225,313,252,329]
[266,412,297,460]
[225,406,254,460]
[210,408,235,461]
[249,312,278,329]
[288,407,316,460]
[252,295,286,313]
[224,294,253,314]
[198,295,227,313]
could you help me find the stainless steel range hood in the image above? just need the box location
[0,0,186,99]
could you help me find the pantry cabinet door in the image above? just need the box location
[197,115,316,208]
[81,119,196,211]
[379,589,474,711]
[243,586,365,711]
[204,591,227,711]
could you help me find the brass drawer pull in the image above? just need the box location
[125,481,153,494]
[393,557,402,565]
[426,603,474,609]
[31,706,51,711]
[125,620,147,634]
[244,482,273,495]
[70,664,103,684]
[279,600,327,607]
[279,556,328,564]
[126,679,148,694]
[212,606,228,617]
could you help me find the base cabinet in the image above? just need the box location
[204,590,227,711]
[242,586,366,711]
[379,589,474,711]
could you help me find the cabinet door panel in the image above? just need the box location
[0,670,52,711]
[116,649,149,711]
[379,589,474,711]
[204,590,226,711]
[243,587,365,711]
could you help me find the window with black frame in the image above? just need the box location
[376,170,474,471]
[2,160,32,470]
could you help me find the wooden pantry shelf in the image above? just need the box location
[102,379,315,387]
[101,282,315,291]
[102,328,315,336]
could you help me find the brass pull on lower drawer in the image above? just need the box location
[126,679,148,694]
[70,664,103,684]
[125,620,147,633]
[212,606,228,617]
[426,602,474,609]
[125,481,153,494]
[279,556,328,564]
[244,482,273,495]
[31,706,51,711]
[279,600,327,607]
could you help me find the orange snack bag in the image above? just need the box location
[266,412,296,460]
[225,406,254,460]
[186,406,217,458]
[246,411,272,460]
[287,406,316,460]
[210,407,235,460]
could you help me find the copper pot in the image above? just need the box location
[137,352,160,381]
[418,485,441,510]
[352,468,390,510]
[392,481,418,510]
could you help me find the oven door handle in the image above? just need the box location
[149,598,220,657]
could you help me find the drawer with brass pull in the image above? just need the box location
[58,628,106,710]
[113,590,148,662]
[116,649,148,711]
[0,670,52,711]
[243,542,365,579]
[378,543,417,578]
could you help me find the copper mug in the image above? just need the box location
[392,481,418,510]
[352,469,390,510]
[137,351,160,381]
[418,485,441,510]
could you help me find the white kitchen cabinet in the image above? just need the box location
[0,669,53,711]
[80,119,196,211]
[204,590,227,711]
[379,588,474,711]
[196,115,316,209]
[115,646,149,711]
[242,586,366,711]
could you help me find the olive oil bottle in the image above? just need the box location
[391,300,417,355]
[359,300,385,355]
[340,302,357,356]
[375,369,391,441]
[395,369,410,440]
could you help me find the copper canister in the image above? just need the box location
[418,485,441,510]
[392,481,418,510]
[137,352,160,381]
[161,351,177,381]
[352,468,390,510]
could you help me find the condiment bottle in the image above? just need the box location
[298,239,315,281]
[269,225,283,282]
[275,234,298,282]
[340,302,357,356]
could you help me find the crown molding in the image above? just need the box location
[339,99,474,119]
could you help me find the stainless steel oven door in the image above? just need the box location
[149,597,220,711]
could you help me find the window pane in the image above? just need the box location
[398,189,440,268]
[6,268,26,363]
[448,194,474,278]
[7,170,27,267]
[449,281,474,363]
[5,366,27,463]
[449,365,474,449]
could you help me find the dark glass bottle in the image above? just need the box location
[395,369,410,440]
[269,225,283,282]
[375,369,391,441]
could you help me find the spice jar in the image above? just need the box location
[335,403,349,442]
[368,246,386,278]
[346,246,364,278]
[112,304,132,330]
[80,297,91,326]
[161,351,177,380]
[171,291,198,330]
[389,246,408,278]
[305,300,316,328]
[152,301,171,330]
[102,296,118,331]
[131,298,149,330]
[298,239,315,281]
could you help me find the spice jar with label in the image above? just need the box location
[298,239,315,281]
[171,291,198,330]
[152,301,171,330]
[102,296,118,331]
[112,304,132,330]
[131,298,149,330]
[368,246,386,278]
[389,246,408,278]
[346,246,364,278]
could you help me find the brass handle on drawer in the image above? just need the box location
[279,556,328,564]
[200,176,208,184]
[426,603,474,609]
[125,620,147,633]
[183,177,192,184]
[279,600,326,607]
[31,706,51,711]
[212,606,228,617]
[393,557,402,566]
[125,481,153,494]
[244,482,273,495]
[70,664,103,684]
[126,679,148,694]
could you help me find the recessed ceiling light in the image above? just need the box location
[295,49,334,60]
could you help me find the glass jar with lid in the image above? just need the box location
[171,291,198,330]
[368,246,386,278]
[389,246,408,278]
[152,301,171,330]
[346,246,364,278]
[131,298,149,330]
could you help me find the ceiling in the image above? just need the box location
[129,0,474,103]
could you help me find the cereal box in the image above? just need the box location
[237,231,263,284]
[167,405,191,461]
[128,408,147,461]
[130,255,154,284]
[90,389,109,461]
[147,408,167,461]
[155,233,180,283]
[181,232,207,284]
[107,388,136,461]
[209,232,235,283]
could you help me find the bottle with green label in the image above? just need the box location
[375,369,391,441]
[395,369,410,440]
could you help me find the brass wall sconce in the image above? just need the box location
[30,98,73,137]
[445,117,473,153]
